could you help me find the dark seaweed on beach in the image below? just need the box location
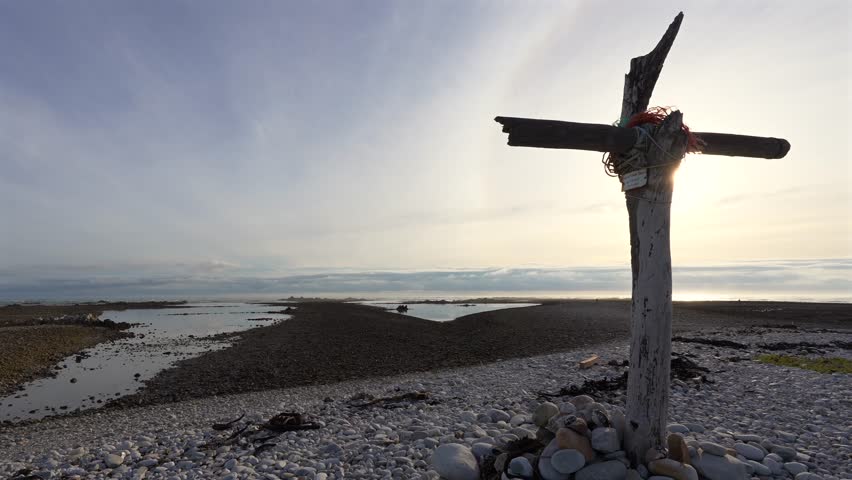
[672,336,748,349]
[479,437,543,480]
[200,411,320,454]
[263,412,321,431]
[9,468,41,480]
[251,433,280,444]
[538,353,711,400]
[670,353,712,382]
[252,443,277,456]
[757,341,832,353]
[347,391,434,409]
[537,372,629,400]
[503,436,544,457]
[212,412,245,430]
[226,423,250,440]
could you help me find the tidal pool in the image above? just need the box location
[0,303,290,422]
[358,301,539,321]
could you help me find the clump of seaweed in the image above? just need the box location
[757,354,852,374]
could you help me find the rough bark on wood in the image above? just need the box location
[623,112,687,465]
[494,116,790,159]
[620,13,683,123]
[620,12,684,467]
[490,8,791,468]
[494,117,638,153]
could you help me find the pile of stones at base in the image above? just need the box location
[430,394,825,480]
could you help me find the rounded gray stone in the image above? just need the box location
[487,409,511,423]
[667,423,689,434]
[591,427,620,453]
[575,460,627,480]
[745,459,771,476]
[550,449,586,475]
[699,441,727,457]
[785,462,808,475]
[771,445,797,462]
[471,443,496,462]
[682,423,705,433]
[508,456,534,478]
[733,433,761,443]
[762,456,784,475]
[794,473,824,480]
[733,442,764,461]
[534,402,560,427]
[431,444,479,480]
[693,453,748,480]
[104,454,124,468]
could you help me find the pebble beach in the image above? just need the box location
[0,316,852,479]
[1,308,849,480]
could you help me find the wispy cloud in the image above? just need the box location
[0,2,848,288]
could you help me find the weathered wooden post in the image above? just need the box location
[493,12,790,467]
[619,14,685,465]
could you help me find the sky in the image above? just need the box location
[0,1,850,301]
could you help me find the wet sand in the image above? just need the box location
[112,300,852,408]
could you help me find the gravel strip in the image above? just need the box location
[1,327,849,479]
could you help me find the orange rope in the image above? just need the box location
[625,106,704,153]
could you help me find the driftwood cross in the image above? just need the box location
[494,12,790,465]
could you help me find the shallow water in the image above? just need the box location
[0,303,290,422]
[359,301,539,321]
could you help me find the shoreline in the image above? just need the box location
[0,302,186,397]
[1,326,849,478]
[105,299,850,408]
[1,300,850,419]
[0,325,131,397]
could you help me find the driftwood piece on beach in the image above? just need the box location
[579,354,600,369]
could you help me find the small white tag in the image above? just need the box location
[621,169,648,191]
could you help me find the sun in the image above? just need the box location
[671,157,724,215]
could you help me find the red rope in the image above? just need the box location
[625,106,704,153]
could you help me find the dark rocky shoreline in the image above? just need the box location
[110,300,852,410]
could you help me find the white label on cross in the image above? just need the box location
[621,169,648,191]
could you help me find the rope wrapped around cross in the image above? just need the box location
[602,106,704,178]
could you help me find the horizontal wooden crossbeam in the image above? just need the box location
[494,116,790,159]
